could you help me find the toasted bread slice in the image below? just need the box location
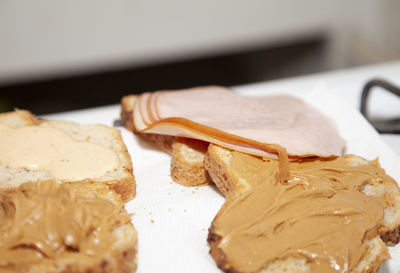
[171,137,210,186]
[204,144,400,273]
[0,180,137,273]
[121,95,211,186]
[0,110,136,202]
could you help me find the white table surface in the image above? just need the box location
[46,59,400,155]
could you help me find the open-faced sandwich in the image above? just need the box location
[122,86,400,273]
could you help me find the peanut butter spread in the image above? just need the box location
[0,180,131,272]
[0,124,119,180]
[211,152,393,273]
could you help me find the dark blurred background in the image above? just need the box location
[1,0,399,114]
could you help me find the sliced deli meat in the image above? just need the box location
[133,86,346,158]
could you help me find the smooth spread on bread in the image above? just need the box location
[121,95,211,186]
[204,144,400,273]
[0,110,136,202]
[0,110,137,273]
[0,180,137,273]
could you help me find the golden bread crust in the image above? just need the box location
[171,137,211,186]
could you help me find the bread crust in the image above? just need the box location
[381,228,400,245]
[208,226,232,273]
[0,109,38,127]
[170,137,211,186]
[121,95,137,133]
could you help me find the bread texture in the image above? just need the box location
[0,110,136,202]
[121,95,211,186]
[204,144,400,273]
[171,137,210,186]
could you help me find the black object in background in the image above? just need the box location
[0,38,325,115]
[360,79,400,134]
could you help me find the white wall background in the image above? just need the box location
[0,0,399,84]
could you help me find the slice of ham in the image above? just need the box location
[133,86,346,159]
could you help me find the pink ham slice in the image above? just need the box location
[133,86,345,158]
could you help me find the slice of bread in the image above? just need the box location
[0,110,138,272]
[171,137,210,186]
[204,144,400,273]
[121,95,211,186]
[0,110,136,202]
[0,180,137,273]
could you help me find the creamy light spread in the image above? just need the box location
[211,152,392,273]
[0,124,119,180]
[0,180,131,272]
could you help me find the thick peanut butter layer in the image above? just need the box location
[211,152,392,273]
[0,180,131,272]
